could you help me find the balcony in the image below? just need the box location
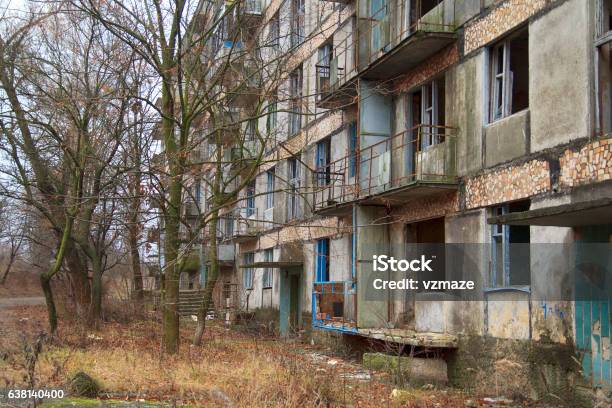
[313,124,457,214]
[230,207,261,242]
[312,281,357,332]
[316,29,358,109]
[205,242,235,265]
[184,201,200,219]
[317,0,457,106]
[359,0,457,80]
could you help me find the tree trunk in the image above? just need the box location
[91,254,103,325]
[63,244,91,319]
[40,273,58,334]
[193,212,219,346]
[0,253,16,285]
[161,82,183,355]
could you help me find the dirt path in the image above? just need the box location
[0,296,45,308]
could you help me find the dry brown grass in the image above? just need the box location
[0,306,480,407]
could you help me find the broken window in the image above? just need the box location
[597,1,612,135]
[315,137,331,186]
[315,238,330,282]
[491,200,531,288]
[407,77,445,150]
[316,41,333,99]
[489,27,529,122]
[262,248,274,288]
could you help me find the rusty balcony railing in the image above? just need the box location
[312,281,357,331]
[318,0,455,106]
[312,124,457,212]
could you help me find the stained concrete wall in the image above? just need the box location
[484,109,529,167]
[529,0,593,151]
[446,52,484,177]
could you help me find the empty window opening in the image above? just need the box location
[489,27,529,122]
[315,138,331,186]
[491,200,531,288]
[407,77,445,150]
[406,217,445,286]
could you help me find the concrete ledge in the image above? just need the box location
[485,109,530,167]
[363,352,448,385]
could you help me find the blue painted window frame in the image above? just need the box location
[315,238,330,282]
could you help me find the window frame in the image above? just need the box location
[246,180,256,216]
[289,67,303,136]
[490,203,531,289]
[243,252,254,290]
[265,169,275,210]
[287,157,301,220]
[315,138,331,186]
[262,248,274,288]
[315,238,330,282]
[489,40,510,123]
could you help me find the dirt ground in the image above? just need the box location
[0,303,541,407]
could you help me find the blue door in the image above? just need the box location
[575,224,612,386]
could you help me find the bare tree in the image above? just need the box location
[0,7,138,332]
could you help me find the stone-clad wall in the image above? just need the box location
[560,139,612,187]
[464,137,612,209]
[464,160,550,209]
[393,45,459,93]
[464,0,551,55]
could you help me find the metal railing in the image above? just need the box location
[231,206,261,238]
[317,0,454,102]
[312,124,457,211]
[312,281,357,331]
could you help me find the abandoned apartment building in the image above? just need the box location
[149,0,612,399]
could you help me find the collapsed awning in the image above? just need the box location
[487,198,612,227]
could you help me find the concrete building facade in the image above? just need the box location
[188,0,612,400]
